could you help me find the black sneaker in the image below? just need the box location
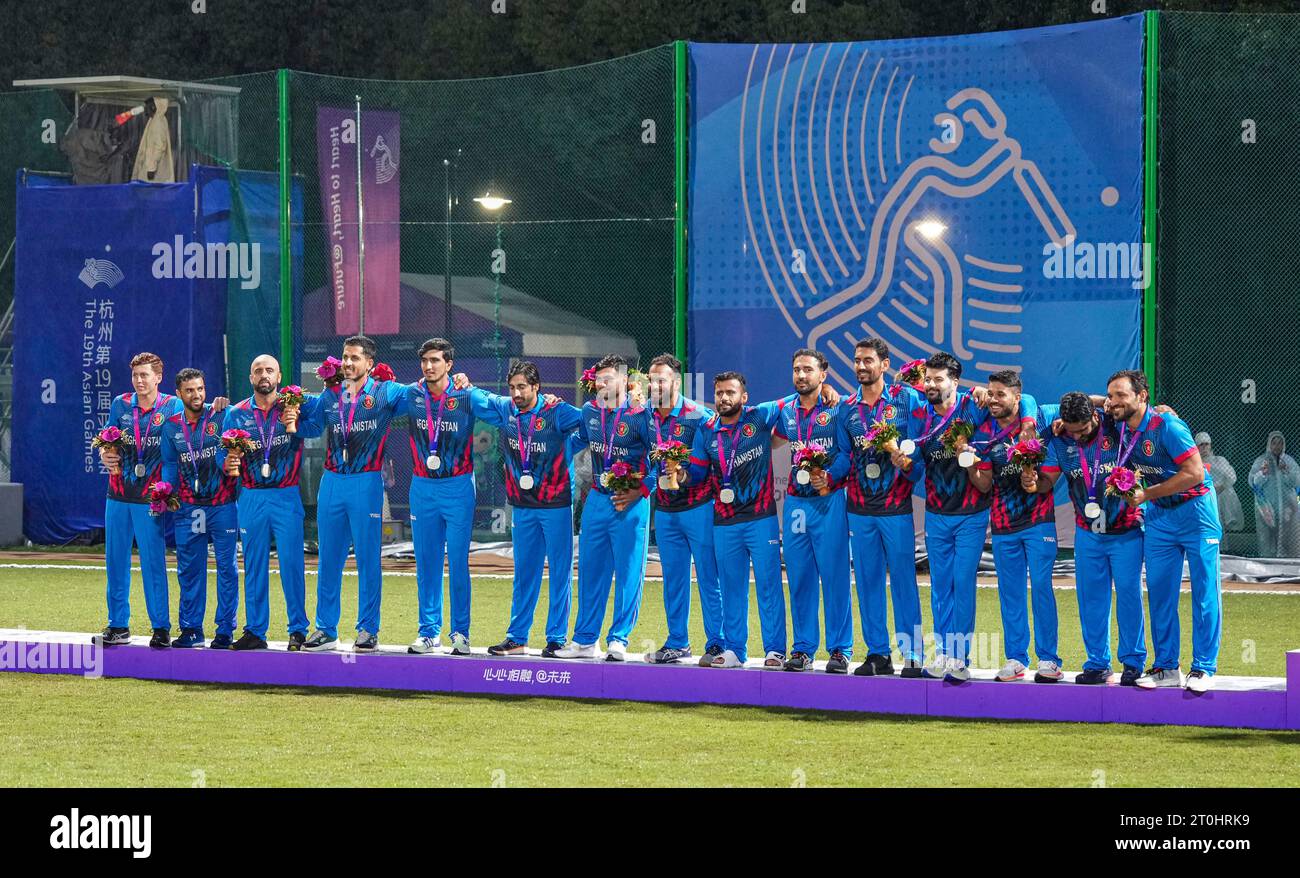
[149,628,171,649]
[648,645,692,664]
[100,626,131,646]
[173,628,205,649]
[697,644,724,667]
[489,638,527,656]
[231,631,268,651]
[286,631,306,652]
[825,651,849,674]
[784,651,814,672]
[854,653,895,676]
[1075,667,1112,685]
[209,633,233,649]
[353,631,379,652]
[1119,665,1143,687]
[899,658,924,679]
[540,641,565,658]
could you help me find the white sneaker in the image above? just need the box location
[554,642,596,659]
[1135,667,1183,689]
[762,651,786,670]
[943,658,971,683]
[995,659,1027,682]
[1184,670,1215,693]
[604,641,626,662]
[711,649,743,669]
[407,635,440,655]
[1034,660,1064,683]
[922,656,949,679]
[449,632,471,656]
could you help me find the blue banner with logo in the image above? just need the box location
[688,16,1145,403]
[13,174,232,543]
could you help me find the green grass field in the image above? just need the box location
[1,560,1298,787]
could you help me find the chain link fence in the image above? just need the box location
[1156,12,1300,558]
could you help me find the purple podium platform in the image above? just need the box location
[3,630,1298,731]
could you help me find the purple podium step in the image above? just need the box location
[1,631,1296,731]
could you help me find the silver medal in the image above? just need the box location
[719,487,736,504]
[134,463,145,478]
[342,448,348,463]
[796,469,811,486]
[428,454,441,471]
[519,473,536,491]
[899,439,916,456]
[865,463,882,479]
[194,479,200,493]
[958,450,976,468]
[261,463,271,479]
[1084,501,1102,519]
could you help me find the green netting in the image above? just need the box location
[1156,12,1300,558]
[284,47,677,538]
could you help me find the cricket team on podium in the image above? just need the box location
[94,334,1224,693]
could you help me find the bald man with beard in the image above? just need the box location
[220,355,324,650]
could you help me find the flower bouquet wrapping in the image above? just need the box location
[649,439,690,490]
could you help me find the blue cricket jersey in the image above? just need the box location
[304,377,407,474]
[396,380,478,479]
[915,393,1038,515]
[648,396,715,512]
[160,405,238,506]
[577,401,656,497]
[839,384,924,516]
[470,388,584,509]
[772,396,852,498]
[974,411,1060,535]
[1121,406,1217,530]
[1039,404,1144,535]
[222,394,325,490]
[105,391,183,503]
[687,402,784,525]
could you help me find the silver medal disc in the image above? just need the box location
[718,487,736,505]
[261,463,271,479]
[796,469,811,486]
[427,454,440,470]
[519,474,536,491]
[134,463,145,478]
[1084,501,1102,519]
[958,450,976,468]
[865,463,882,479]
[899,439,916,456]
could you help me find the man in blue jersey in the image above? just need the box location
[969,371,1064,683]
[1106,369,1222,692]
[913,352,1039,682]
[773,349,852,673]
[838,338,926,677]
[642,353,725,666]
[460,361,584,658]
[395,338,480,656]
[292,335,407,652]
[1043,392,1147,686]
[685,372,788,669]
[222,354,322,651]
[160,368,240,650]
[555,355,657,661]
[96,352,184,648]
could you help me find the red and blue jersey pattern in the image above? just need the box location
[577,401,656,497]
[223,395,323,490]
[650,396,715,512]
[470,389,583,509]
[105,392,183,503]
[915,394,991,516]
[160,406,238,506]
[974,412,1060,535]
[305,377,406,474]
[840,384,924,516]
[687,401,785,525]
[396,381,477,479]
[772,395,852,497]
[1123,407,1215,526]
[1039,405,1144,535]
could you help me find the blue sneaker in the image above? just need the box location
[209,633,234,650]
[173,628,205,649]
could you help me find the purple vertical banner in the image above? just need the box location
[315,106,401,336]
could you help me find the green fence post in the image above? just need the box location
[674,40,688,368]
[1142,10,1159,390]
[277,68,293,379]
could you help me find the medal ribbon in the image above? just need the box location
[181,406,213,487]
[423,383,449,456]
[718,422,743,488]
[600,403,625,470]
[516,405,541,475]
[253,405,276,473]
